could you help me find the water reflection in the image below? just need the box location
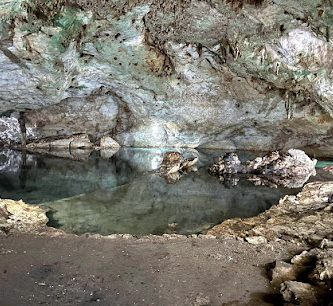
[0,148,330,235]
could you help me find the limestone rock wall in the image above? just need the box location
[1,0,333,150]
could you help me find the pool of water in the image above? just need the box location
[0,148,332,235]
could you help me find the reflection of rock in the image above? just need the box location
[0,117,22,145]
[159,152,184,174]
[0,149,128,203]
[0,148,22,174]
[158,151,198,184]
[0,199,48,233]
[44,169,290,236]
[209,149,317,188]
[100,148,119,159]
[323,165,333,174]
[25,148,93,161]
[27,134,93,150]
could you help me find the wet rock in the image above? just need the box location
[0,199,48,233]
[99,136,120,149]
[100,148,119,159]
[280,281,318,305]
[209,149,316,188]
[26,134,93,150]
[158,152,198,183]
[208,181,333,245]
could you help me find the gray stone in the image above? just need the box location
[99,136,120,149]
[208,181,333,244]
[281,281,318,305]
[0,1,333,150]
[245,236,267,245]
[209,149,317,188]
[26,134,93,150]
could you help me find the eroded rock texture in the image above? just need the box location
[270,247,333,305]
[208,181,333,246]
[1,0,333,149]
[208,149,317,188]
[0,198,49,234]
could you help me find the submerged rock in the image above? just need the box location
[209,149,317,188]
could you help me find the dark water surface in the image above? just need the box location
[0,148,332,235]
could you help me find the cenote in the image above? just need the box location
[0,148,332,236]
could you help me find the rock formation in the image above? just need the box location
[208,181,333,244]
[208,180,333,304]
[208,149,317,188]
[0,198,49,234]
[270,247,333,305]
[157,151,198,183]
[0,1,333,150]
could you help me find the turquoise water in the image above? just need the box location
[0,148,331,235]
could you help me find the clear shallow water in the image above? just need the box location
[0,148,332,235]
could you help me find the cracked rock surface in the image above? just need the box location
[208,149,317,188]
[0,198,49,234]
[208,181,333,245]
[1,0,333,150]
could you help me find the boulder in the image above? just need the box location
[209,149,316,188]
[99,136,120,149]
[0,199,49,233]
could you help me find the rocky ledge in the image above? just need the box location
[208,181,333,305]
[0,198,49,234]
[208,181,333,245]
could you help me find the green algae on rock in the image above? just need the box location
[1,0,333,150]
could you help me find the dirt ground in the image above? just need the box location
[0,233,301,306]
